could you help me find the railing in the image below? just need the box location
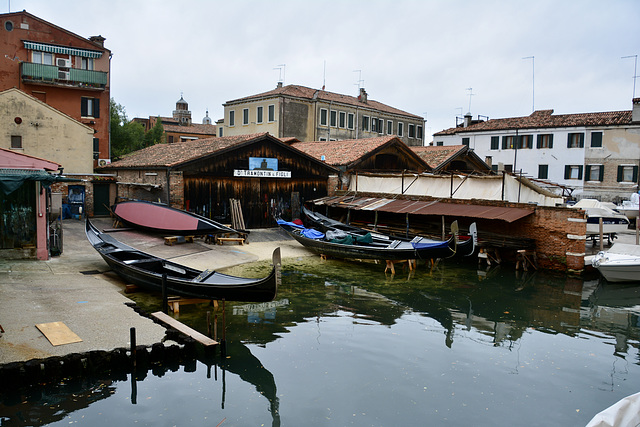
[20,62,107,89]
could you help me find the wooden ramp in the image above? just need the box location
[151,311,218,347]
[35,321,83,346]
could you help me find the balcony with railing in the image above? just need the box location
[20,62,107,90]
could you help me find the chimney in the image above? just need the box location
[89,35,106,47]
[463,112,472,127]
[485,156,492,168]
[359,88,368,103]
[633,98,640,123]
[277,81,283,89]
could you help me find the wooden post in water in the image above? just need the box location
[207,311,212,337]
[130,327,137,369]
[599,217,604,251]
[162,273,168,314]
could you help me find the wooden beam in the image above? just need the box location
[151,311,218,346]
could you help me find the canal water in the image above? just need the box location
[1,257,639,426]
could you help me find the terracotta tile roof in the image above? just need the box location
[162,123,217,136]
[291,136,399,167]
[434,109,633,136]
[411,145,466,169]
[226,84,423,119]
[101,133,270,169]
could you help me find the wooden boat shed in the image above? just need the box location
[99,133,338,228]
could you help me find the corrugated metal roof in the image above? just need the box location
[312,196,534,223]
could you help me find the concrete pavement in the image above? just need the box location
[0,217,314,365]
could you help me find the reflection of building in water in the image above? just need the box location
[233,299,289,323]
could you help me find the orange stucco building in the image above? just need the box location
[0,10,111,166]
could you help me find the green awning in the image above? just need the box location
[0,169,80,195]
[23,41,103,58]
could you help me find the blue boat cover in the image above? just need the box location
[412,240,450,250]
[301,228,325,239]
[277,219,304,229]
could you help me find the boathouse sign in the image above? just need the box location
[234,157,291,178]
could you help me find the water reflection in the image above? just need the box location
[2,257,639,426]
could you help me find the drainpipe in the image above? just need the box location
[166,166,171,206]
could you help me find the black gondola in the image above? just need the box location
[277,218,459,262]
[300,206,478,257]
[85,219,279,302]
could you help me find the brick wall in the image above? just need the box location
[332,191,587,272]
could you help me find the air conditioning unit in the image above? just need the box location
[98,159,111,167]
[56,58,71,68]
[57,70,70,80]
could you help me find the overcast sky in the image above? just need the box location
[9,0,640,141]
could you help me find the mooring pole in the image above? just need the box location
[161,273,168,314]
[130,327,137,369]
[207,311,212,338]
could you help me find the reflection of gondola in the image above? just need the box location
[301,206,477,257]
[85,219,280,302]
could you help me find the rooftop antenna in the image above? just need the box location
[621,55,638,99]
[466,88,474,113]
[353,69,364,90]
[274,64,286,84]
[322,60,326,90]
[523,56,535,112]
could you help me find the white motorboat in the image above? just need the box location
[572,199,630,235]
[592,243,640,283]
[616,192,639,221]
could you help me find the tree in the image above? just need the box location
[143,117,165,147]
[110,98,145,159]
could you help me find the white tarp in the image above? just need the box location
[349,174,563,206]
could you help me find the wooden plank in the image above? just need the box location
[35,321,83,346]
[151,311,218,346]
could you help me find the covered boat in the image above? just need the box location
[277,218,458,262]
[301,206,477,257]
[85,219,279,301]
[571,199,630,236]
[592,243,640,283]
[112,200,239,235]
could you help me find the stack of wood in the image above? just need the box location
[229,199,246,231]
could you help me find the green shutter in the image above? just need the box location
[578,165,583,180]
[549,134,553,149]
[617,165,623,182]
[598,165,604,182]
[81,98,88,116]
[564,165,571,179]
[579,133,584,148]
[567,134,571,148]
[93,98,100,118]
[536,135,541,149]
[633,166,639,183]
[585,165,591,181]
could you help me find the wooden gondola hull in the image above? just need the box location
[86,219,279,302]
[112,200,238,235]
[279,222,455,261]
[300,207,477,258]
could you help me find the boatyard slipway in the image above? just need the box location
[0,218,313,365]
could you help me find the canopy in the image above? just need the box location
[0,169,79,195]
[23,41,103,58]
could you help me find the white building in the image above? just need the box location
[433,99,640,202]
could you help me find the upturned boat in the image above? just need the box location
[112,200,239,235]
